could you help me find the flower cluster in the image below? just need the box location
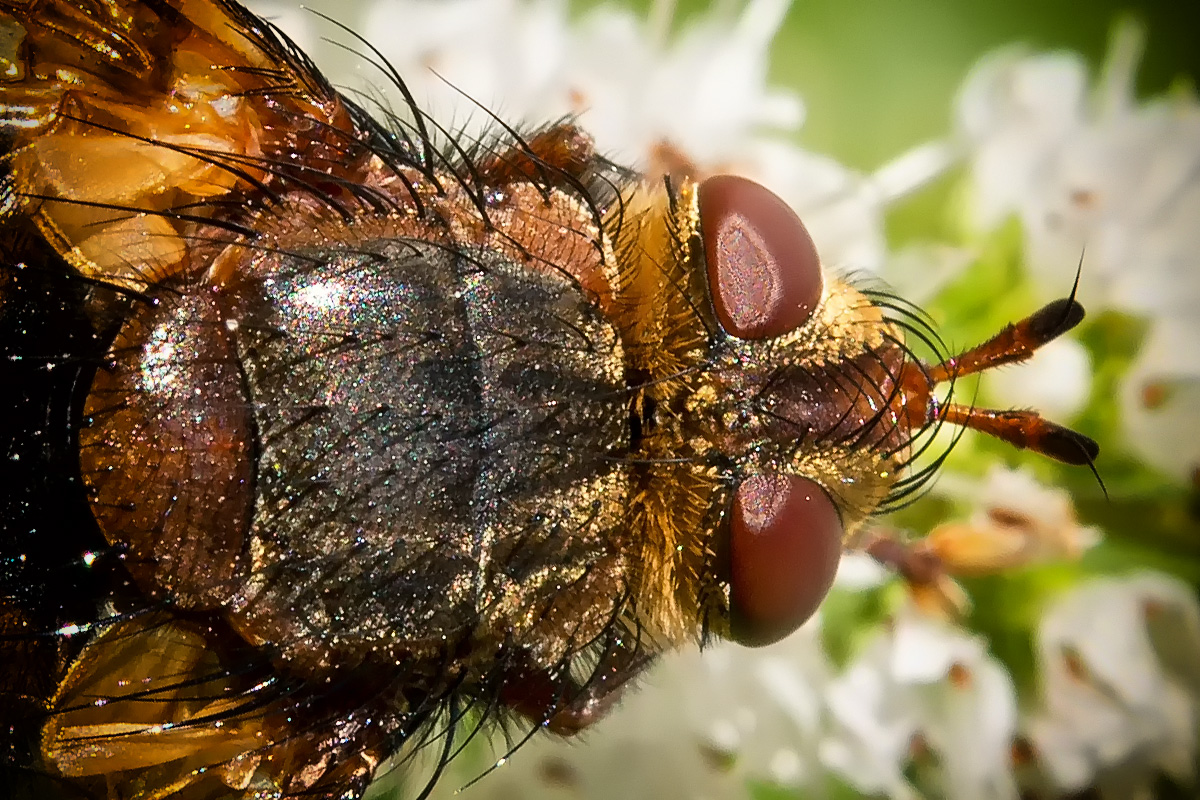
[1028,573,1200,798]
[955,22,1200,481]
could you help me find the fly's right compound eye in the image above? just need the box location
[725,475,844,647]
[698,174,824,340]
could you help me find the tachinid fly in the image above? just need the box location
[0,1,1098,798]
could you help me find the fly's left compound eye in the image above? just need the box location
[726,475,844,647]
[699,175,824,339]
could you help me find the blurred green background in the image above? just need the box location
[760,0,1198,171]
[582,0,1199,170]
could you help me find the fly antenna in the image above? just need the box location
[899,288,1099,470]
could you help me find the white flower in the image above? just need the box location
[350,0,916,274]
[834,550,891,591]
[882,243,976,307]
[821,607,1020,800]
[430,603,1021,800]
[1026,572,1200,798]
[345,0,799,166]
[955,24,1200,317]
[916,656,1020,800]
[1119,314,1200,482]
[425,618,837,800]
[955,21,1200,480]
[820,634,920,800]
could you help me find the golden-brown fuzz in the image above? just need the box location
[606,180,904,643]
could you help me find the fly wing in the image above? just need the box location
[43,617,270,782]
[0,4,403,798]
[40,613,387,800]
[0,0,369,292]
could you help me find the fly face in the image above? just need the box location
[0,1,1098,798]
[598,174,1096,648]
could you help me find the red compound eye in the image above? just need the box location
[699,175,824,340]
[727,475,844,647]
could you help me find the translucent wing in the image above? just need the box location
[0,3,398,797]
[0,0,370,291]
